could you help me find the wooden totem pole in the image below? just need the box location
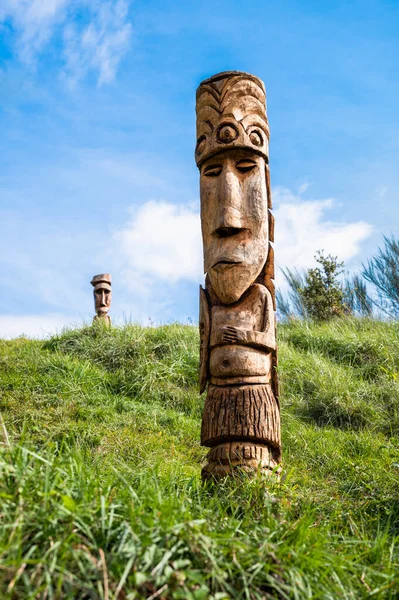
[195,71,281,479]
[91,273,112,326]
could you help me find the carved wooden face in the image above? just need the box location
[94,286,112,315]
[200,148,268,304]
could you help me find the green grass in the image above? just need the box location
[1,318,399,599]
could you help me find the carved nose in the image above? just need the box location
[213,223,246,238]
[214,170,245,235]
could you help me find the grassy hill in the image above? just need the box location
[1,319,399,599]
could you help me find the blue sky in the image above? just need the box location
[1,0,398,337]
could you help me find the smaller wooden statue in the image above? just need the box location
[91,273,112,326]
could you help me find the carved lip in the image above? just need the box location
[212,259,242,271]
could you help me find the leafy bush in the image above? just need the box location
[278,252,373,321]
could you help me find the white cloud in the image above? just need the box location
[62,1,132,87]
[376,185,388,203]
[1,0,68,64]
[298,181,310,194]
[115,192,372,291]
[0,314,80,339]
[1,0,132,85]
[273,187,373,285]
[0,191,373,338]
[115,200,203,285]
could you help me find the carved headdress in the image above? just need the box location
[195,71,270,167]
[91,273,112,292]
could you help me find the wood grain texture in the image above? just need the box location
[202,441,280,479]
[199,285,210,394]
[196,71,281,478]
[201,383,280,448]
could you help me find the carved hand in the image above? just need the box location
[218,326,276,351]
[220,326,246,344]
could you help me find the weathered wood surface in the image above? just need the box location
[196,71,281,479]
[203,441,280,479]
[201,383,280,448]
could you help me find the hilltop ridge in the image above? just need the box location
[1,319,399,598]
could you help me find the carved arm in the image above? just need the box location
[215,326,276,352]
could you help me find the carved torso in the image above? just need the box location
[210,284,268,347]
[200,283,276,388]
[209,284,273,385]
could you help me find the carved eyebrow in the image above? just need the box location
[203,164,222,176]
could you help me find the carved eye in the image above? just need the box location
[249,130,263,147]
[196,135,206,156]
[217,124,238,144]
[203,164,222,177]
[236,159,257,173]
